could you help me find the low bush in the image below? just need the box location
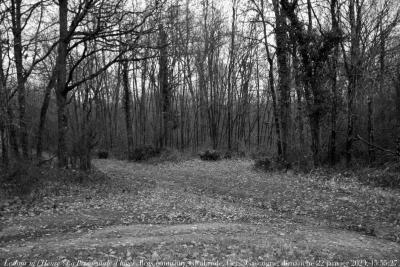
[146,148,188,164]
[131,145,161,161]
[0,161,41,196]
[223,151,232,159]
[97,150,109,159]
[199,150,221,161]
[250,150,269,160]
[358,168,400,189]
[254,157,272,171]
[0,160,111,200]
[254,157,291,172]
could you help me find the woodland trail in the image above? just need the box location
[1,159,400,263]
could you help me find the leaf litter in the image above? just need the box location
[1,159,400,262]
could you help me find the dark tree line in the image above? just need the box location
[1,0,400,170]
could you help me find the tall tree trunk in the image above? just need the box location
[227,0,236,151]
[345,0,361,166]
[292,44,304,153]
[310,113,321,166]
[79,85,92,171]
[141,56,147,144]
[37,70,56,158]
[367,96,375,163]
[55,0,69,168]
[0,121,7,167]
[11,0,28,158]
[273,0,290,161]
[260,0,282,156]
[0,40,9,167]
[395,63,400,136]
[329,0,339,165]
[122,59,134,159]
[113,64,121,145]
[159,24,170,148]
[256,50,261,146]
[7,105,19,157]
[0,101,7,167]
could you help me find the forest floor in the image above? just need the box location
[1,159,400,265]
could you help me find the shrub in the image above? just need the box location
[223,151,232,159]
[358,169,400,189]
[0,161,41,196]
[97,150,109,159]
[199,150,221,161]
[146,148,187,164]
[250,150,269,160]
[254,157,291,172]
[131,145,161,161]
[254,157,272,171]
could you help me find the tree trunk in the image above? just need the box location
[7,105,19,157]
[79,86,92,171]
[56,90,68,167]
[227,0,236,151]
[367,96,375,163]
[11,0,28,158]
[395,63,400,136]
[122,59,134,159]
[260,0,282,156]
[256,50,261,146]
[141,56,147,144]
[55,0,69,168]
[159,24,170,148]
[0,39,9,167]
[37,70,56,158]
[345,0,361,167]
[329,0,339,165]
[0,122,7,167]
[292,43,305,154]
[273,0,290,161]
[310,113,321,167]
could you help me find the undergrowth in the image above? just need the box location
[0,160,128,205]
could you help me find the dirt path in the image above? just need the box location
[1,159,400,263]
[2,222,400,260]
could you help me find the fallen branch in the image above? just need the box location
[355,135,400,157]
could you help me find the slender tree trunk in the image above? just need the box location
[345,0,361,166]
[141,56,147,144]
[7,105,19,157]
[367,96,375,163]
[256,51,261,146]
[292,43,305,154]
[329,0,339,165]
[0,100,7,168]
[37,70,56,158]
[227,0,236,151]
[273,0,290,161]
[0,41,9,167]
[0,122,7,167]
[395,63,400,136]
[55,0,69,168]
[310,113,321,166]
[11,0,28,158]
[268,58,282,157]
[260,0,282,156]
[113,64,121,145]
[56,91,68,167]
[159,24,170,148]
[122,59,134,159]
[79,85,92,171]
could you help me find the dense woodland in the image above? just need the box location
[1,0,400,170]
